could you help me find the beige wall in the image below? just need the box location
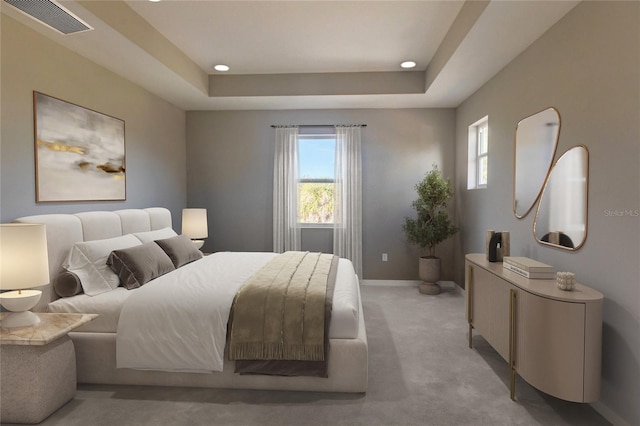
[186,108,456,280]
[0,15,187,225]
[454,2,639,424]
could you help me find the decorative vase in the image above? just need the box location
[486,230,511,262]
[418,257,441,295]
[556,272,576,291]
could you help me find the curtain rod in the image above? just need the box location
[270,124,367,128]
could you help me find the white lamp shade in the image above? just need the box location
[182,209,208,239]
[0,223,50,290]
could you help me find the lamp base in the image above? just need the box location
[0,289,43,328]
[1,311,41,328]
[192,239,205,250]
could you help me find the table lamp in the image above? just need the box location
[182,208,208,249]
[0,223,50,328]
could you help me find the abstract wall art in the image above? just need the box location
[34,92,125,202]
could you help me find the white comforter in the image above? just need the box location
[116,251,277,373]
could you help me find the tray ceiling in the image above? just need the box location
[1,0,580,110]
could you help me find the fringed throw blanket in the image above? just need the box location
[229,251,338,376]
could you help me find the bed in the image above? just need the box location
[15,208,368,393]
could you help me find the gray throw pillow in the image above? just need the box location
[107,242,176,290]
[53,271,83,297]
[154,234,203,268]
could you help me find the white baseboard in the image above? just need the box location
[360,279,421,287]
[360,280,460,292]
[590,401,631,426]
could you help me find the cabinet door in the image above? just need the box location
[516,289,586,402]
[467,263,491,342]
[468,263,512,362]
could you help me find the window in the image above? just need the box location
[468,116,489,189]
[476,121,488,186]
[297,134,336,225]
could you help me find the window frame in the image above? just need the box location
[467,116,489,190]
[296,133,337,227]
[476,120,488,188]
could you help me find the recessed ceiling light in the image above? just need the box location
[400,61,417,69]
[149,0,161,2]
[214,64,230,72]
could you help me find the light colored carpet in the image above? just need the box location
[15,285,609,426]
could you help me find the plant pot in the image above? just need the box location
[418,257,441,295]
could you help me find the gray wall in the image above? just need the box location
[186,108,456,280]
[0,16,187,225]
[454,2,639,424]
[5,4,637,423]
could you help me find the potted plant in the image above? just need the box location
[402,165,458,295]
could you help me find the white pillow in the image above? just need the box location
[64,234,142,296]
[132,227,178,244]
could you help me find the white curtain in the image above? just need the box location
[333,126,362,277]
[273,126,301,253]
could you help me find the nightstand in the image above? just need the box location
[0,313,97,424]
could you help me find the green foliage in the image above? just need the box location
[298,182,334,223]
[402,165,458,257]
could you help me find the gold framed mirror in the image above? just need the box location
[533,145,589,250]
[513,107,560,218]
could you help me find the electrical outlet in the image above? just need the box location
[382,253,388,262]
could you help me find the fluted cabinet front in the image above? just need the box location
[465,254,602,403]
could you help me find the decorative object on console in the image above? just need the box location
[402,165,458,295]
[556,272,576,291]
[0,224,50,328]
[34,92,125,203]
[182,208,208,249]
[485,230,510,262]
[503,256,555,279]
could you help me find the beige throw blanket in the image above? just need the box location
[229,251,335,362]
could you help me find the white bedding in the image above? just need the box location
[50,251,360,373]
[48,287,131,332]
[48,254,359,340]
[117,252,272,372]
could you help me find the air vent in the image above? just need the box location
[3,0,93,35]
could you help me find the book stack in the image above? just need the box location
[503,256,555,279]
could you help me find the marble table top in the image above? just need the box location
[0,313,97,346]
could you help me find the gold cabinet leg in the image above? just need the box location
[467,265,473,349]
[509,288,517,400]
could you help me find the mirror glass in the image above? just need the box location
[534,146,589,250]
[514,107,560,218]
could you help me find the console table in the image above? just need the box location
[1,313,97,424]
[465,253,603,402]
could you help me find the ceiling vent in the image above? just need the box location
[3,0,93,35]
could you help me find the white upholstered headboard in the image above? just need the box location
[13,208,172,310]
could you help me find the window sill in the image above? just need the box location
[298,223,334,229]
